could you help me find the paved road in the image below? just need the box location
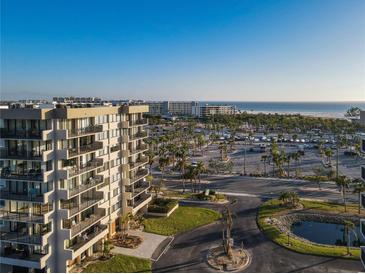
[152,176,363,272]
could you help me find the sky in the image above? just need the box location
[1,0,365,101]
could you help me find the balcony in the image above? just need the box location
[0,244,50,269]
[0,228,51,245]
[130,169,149,184]
[129,145,148,156]
[0,149,51,161]
[65,159,103,178]
[61,193,103,216]
[68,224,108,251]
[0,168,51,182]
[64,209,106,237]
[127,182,150,198]
[0,129,42,139]
[68,125,103,138]
[129,119,148,127]
[68,141,103,157]
[129,131,148,141]
[0,211,46,224]
[129,156,148,170]
[131,194,152,214]
[68,175,104,197]
[0,188,53,203]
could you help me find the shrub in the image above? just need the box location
[148,198,178,213]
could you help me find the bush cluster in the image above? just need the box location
[148,198,178,213]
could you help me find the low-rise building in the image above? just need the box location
[195,104,236,118]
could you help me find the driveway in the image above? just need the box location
[153,183,363,272]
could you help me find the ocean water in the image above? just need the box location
[201,101,365,118]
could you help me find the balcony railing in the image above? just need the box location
[0,169,44,182]
[0,228,51,245]
[68,175,104,197]
[129,119,148,127]
[0,211,45,224]
[131,182,150,197]
[129,145,148,155]
[0,245,49,262]
[68,125,103,138]
[133,193,152,208]
[0,129,44,139]
[129,132,148,141]
[67,159,103,177]
[68,141,103,157]
[0,149,47,161]
[0,189,51,202]
[61,194,103,216]
[130,169,149,184]
[129,157,148,170]
[64,209,106,237]
[68,224,107,251]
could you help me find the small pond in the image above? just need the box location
[291,221,362,247]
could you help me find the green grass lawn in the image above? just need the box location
[258,199,360,260]
[144,206,221,236]
[83,254,151,273]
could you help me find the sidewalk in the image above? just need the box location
[111,230,173,261]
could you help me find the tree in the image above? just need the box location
[335,136,347,180]
[222,204,234,259]
[345,106,361,118]
[145,150,155,174]
[195,161,206,191]
[343,220,357,255]
[261,155,268,176]
[352,179,365,214]
[279,191,299,208]
[324,148,333,166]
[158,156,169,181]
[184,165,197,193]
[335,175,351,212]
[119,213,133,240]
[218,142,228,161]
[177,158,188,193]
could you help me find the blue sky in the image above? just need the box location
[1,0,364,101]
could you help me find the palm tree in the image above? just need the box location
[195,161,206,191]
[352,179,365,214]
[261,155,268,176]
[324,148,333,166]
[283,153,292,178]
[145,150,155,174]
[335,136,347,180]
[218,142,228,161]
[184,165,197,193]
[343,220,357,255]
[335,175,351,212]
[158,156,169,181]
[279,191,299,207]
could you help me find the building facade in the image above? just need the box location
[0,104,150,273]
[360,135,365,269]
[146,101,198,117]
[195,104,236,118]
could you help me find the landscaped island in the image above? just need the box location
[144,206,221,236]
[258,198,361,259]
